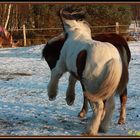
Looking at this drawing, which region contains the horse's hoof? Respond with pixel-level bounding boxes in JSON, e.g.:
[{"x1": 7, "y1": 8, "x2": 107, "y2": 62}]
[
  {"x1": 49, "y1": 96, "x2": 56, "y2": 101},
  {"x1": 99, "y1": 126, "x2": 108, "y2": 133},
  {"x1": 118, "y1": 118, "x2": 125, "y2": 124},
  {"x1": 78, "y1": 111, "x2": 86, "y2": 118},
  {"x1": 66, "y1": 97, "x2": 75, "y2": 106},
  {"x1": 81, "y1": 132, "x2": 98, "y2": 136},
  {"x1": 66, "y1": 100, "x2": 74, "y2": 106}
]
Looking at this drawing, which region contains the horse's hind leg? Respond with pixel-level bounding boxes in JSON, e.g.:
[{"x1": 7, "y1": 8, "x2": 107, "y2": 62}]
[
  {"x1": 78, "y1": 97, "x2": 88, "y2": 118},
  {"x1": 66, "y1": 74, "x2": 89, "y2": 117},
  {"x1": 86, "y1": 100, "x2": 104, "y2": 135},
  {"x1": 99, "y1": 95, "x2": 115, "y2": 133},
  {"x1": 118, "y1": 88, "x2": 127, "y2": 124}
]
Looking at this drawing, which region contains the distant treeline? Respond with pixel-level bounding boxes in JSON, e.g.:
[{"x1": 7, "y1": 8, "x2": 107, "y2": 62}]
[
  {"x1": 1, "y1": 4, "x2": 139, "y2": 29},
  {"x1": 0, "y1": 3, "x2": 140, "y2": 45}
]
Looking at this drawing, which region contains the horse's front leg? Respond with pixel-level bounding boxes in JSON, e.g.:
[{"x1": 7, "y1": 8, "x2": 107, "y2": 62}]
[
  {"x1": 118, "y1": 88, "x2": 127, "y2": 124},
  {"x1": 66, "y1": 74, "x2": 77, "y2": 106},
  {"x1": 47, "y1": 62, "x2": 66, "y2": 101}
]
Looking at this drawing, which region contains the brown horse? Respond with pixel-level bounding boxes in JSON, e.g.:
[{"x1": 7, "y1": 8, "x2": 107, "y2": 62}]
[
  {"x1": 42, "y1": 32, "x2": 131, "y2": 126},
  {"x1": 0, "y1": 26, "x2": 18, "y2": 48}
]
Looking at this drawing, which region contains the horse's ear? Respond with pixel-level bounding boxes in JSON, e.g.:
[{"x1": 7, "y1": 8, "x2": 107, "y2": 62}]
[{"x1": 60, "y1": 6, "x2": 85, "y2": 21}]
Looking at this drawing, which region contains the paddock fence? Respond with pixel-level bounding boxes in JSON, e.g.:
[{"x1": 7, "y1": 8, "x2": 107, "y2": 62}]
[{"x1": 8, "y1": 22, "x2": 140, "y2": 47}]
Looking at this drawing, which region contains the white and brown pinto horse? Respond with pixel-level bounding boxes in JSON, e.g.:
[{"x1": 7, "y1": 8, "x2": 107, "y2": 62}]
[
  {"x1": 45, "y1": 8, "x2": 130, "y2": 135},
  {"x1": 42, "y1": 32, "x2": 131, "y2": 126}
]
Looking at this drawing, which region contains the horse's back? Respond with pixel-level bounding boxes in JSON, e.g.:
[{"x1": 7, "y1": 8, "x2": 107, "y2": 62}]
[{"x1": 93, "y1": 33, "x2": 131, "y2": 63}]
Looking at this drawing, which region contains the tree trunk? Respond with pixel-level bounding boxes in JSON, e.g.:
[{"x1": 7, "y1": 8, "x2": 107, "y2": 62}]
[
  {"x1": 15, "y1": 5, "x2": 18, "y2": 29},
  {"x1": 2, "y1": 4, "x2": 8, "y2": 26},
  {"x1": 4, "y1": 4, "x2": 12, "y2": 29}
]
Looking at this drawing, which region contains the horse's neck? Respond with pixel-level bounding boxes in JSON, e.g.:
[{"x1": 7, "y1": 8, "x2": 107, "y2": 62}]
[
  {"x1": 48, "y1": 32, "x2": 65, "y2": 44},
  {"x1": 64, "y1": 20, "x2": 92, "y2": 41},
  {"x1": 68, "y1": 29, "x2": 92, "y2": 41}
]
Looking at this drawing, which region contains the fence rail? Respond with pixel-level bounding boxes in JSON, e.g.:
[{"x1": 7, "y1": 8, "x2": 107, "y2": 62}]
[{"x1": 7, "y1": 22, "x2": 140, "y2": 47}]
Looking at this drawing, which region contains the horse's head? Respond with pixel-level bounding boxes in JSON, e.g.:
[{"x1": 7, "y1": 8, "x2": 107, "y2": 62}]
[{"x1": 59, "y1": 7, "x2": 91, "y2": 36}]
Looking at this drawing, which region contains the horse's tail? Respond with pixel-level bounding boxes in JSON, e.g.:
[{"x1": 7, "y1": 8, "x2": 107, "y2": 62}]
[{"x1": 84, "y1": 58, "x2": 122, "y2": 102}]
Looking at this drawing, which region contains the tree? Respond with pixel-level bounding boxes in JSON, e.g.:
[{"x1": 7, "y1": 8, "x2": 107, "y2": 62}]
[
  {"x1": 0, "y1": 3, "x2": 134, "y2": 46},
  {"x1": 131, "y1": 5, "x2": 140, "y2": 27},
  {"x1": 4, "y1": 4, "x2": 12, "y2": 29},
  {"x1": 85, "y1": 5, "x2": 132, "y2": 33},
  {"x1": 85, "y1": 5, "x2": 132, "y2": 25}
]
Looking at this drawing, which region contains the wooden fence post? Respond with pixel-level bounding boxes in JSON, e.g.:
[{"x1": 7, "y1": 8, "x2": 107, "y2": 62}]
[
  {"x1": 23, "y1": 24, "x2": 27, "y2": 46},
  {"x1": 134, "y1": 22, "x2": 137, "y2": 33},
  {"x1": 116, "y1": 22, "x2": 119, "y2": 34}
]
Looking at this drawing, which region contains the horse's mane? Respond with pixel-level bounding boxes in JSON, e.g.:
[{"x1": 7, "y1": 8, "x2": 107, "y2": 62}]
[
  {"x1": 60, "y1": 6, "x2": 85, "y2": 21},
  {"x1": 59, "y1": 7, "x2": 92, "y2": 40}
]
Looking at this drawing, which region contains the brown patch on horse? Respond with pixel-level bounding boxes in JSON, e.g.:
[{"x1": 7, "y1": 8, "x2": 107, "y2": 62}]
[
  {"x1": 42, "y1": 34, "x2": 67, "y2": 70},
  {"x1": 76, "y1": 50, "x2": 87, "y2": 80},
  {"x1": 76, "y1": 50, "x2": 87, "y2": 91},
  {"x1": 69, "y1": 50, "x2": 87, "y2": 80}
]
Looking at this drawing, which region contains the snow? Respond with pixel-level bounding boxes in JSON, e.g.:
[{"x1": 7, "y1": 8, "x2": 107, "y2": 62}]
[{"x1": 0, "y1": 41, "x2": 140, "y2": 136}]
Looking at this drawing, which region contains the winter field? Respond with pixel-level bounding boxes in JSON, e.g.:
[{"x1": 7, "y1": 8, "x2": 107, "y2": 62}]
[{"x1": 0, "y1": 41, "x2": 140, "y2": 137}]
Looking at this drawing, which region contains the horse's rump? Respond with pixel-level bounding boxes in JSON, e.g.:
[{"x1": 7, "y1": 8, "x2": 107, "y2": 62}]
[
  {"x1": 93, "y1": 33, "x2": 131, "y2": 94},
  {"x1": 84, "y1": 58, "x2": 122, "y2": 101}
]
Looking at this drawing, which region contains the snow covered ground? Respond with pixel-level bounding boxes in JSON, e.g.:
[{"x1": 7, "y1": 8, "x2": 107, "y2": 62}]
[{"x1": 0, "y1": 41, "x2": 140, "y2": 137}]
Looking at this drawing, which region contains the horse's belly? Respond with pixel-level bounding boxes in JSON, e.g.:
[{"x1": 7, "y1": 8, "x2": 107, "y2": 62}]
[{"x1": 82, "y1": 64, "x2": 105, "y2": 93}]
